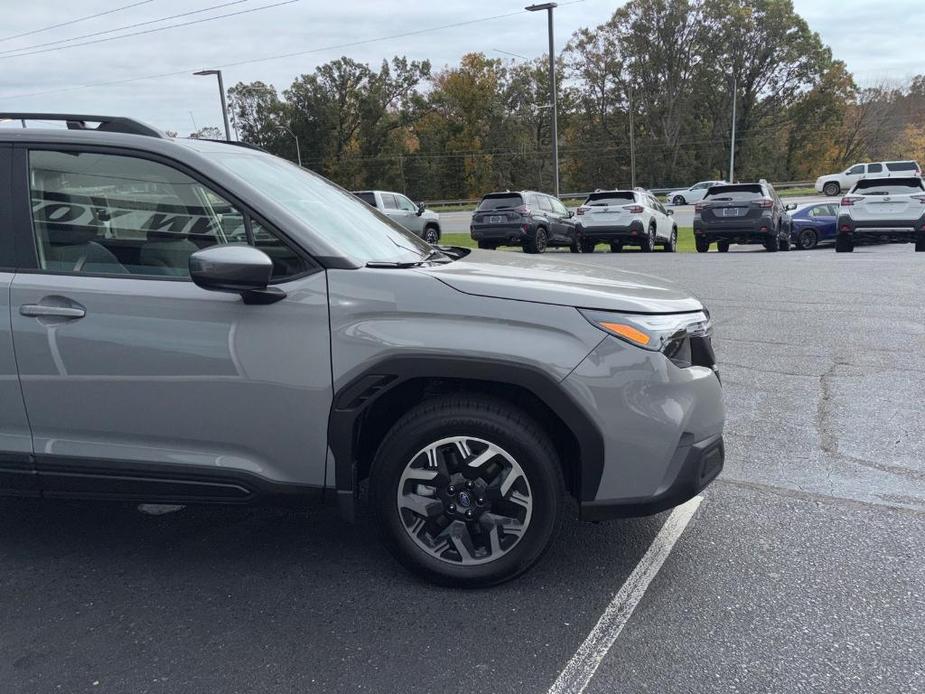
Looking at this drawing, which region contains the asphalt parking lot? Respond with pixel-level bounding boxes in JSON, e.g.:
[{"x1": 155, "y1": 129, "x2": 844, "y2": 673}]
[{"x1": 1, "y1": 243, "x2": 923, "y2": 693}]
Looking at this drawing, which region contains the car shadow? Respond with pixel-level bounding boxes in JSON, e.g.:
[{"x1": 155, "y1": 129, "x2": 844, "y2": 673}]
[{"x1": 0, "y1": 496, "x2": 666, "y2": 693}]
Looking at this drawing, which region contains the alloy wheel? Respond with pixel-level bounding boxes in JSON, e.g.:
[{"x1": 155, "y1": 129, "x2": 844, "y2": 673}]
[
  {"x1": 424, "y1": 228, "x2": 439, "y2": 244},
  {"x1": 396, "y1": 436, "x2": 533, "y2": 566}
]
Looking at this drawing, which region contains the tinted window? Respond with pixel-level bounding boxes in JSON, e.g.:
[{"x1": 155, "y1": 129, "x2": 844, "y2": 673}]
[
  {"x1": 396, "y1": 195, "x2": 417, "y2": 212},
  {"x1": 585, "y1": 192, "x2": 634, "y2": 205},
  {"x1": 478, "y1": 194, "x2": 524, "y2": 211},
  {"x1": 353, "y1": 191, "x2": 377, "y2": 207},
  {"x1": 868, "y1": 163, "x2": 884, "y2": 173},
  {"x1": 703, "y1": 184, "x2": 764, "y2": 201},
  {"x1": 847, "y1": 165, "x2": 865, "y2": 175},
  {"x1": 28, "y1": 149, "x2": 308, "y2": 280},
  {"x1": 539, "y1": 196, "x2": 553, "y2": 212},
  {"x1": 886, "y1": 161, "x2": 918, "y2": 172},
  {"x1": 381, "y1": 193, "x2": 398, "y2": 210},
  {"x1": 550, "y1": 197, "x2": 568, "y2": 215},
  {"x1": 853, "y1": 178, "x2": 925, "y2": 194}
]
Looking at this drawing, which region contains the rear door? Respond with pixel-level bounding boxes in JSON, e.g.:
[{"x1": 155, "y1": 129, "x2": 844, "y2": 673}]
[
  {"x1": 9, "y1": 145, "x2": 332, "y2": 500},
  {"x1": 548, "y1": 196, "x2": 573, "y2": 241},
  {"x1": 865, "y1": 163, "x2": 888, "y2": 180},
  {"x1": 0, "y1": 143, "x2": 36, "y2": 495},
  {"x1": 648, "y1": 195, "x2": 671, "y2": 240},
  {"x1": 843, "y1": 164, "x2": 866, "y2": 189}
]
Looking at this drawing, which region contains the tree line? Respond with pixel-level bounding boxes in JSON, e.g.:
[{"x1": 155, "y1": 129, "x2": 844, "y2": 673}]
[{"x1": 200, "y1": 0, "x2": 924, "y2": 200}]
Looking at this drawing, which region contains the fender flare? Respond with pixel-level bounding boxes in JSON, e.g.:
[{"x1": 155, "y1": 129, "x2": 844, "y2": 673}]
[{"x1": 327, "y1": 354, "x2": 605, "y2": 520}]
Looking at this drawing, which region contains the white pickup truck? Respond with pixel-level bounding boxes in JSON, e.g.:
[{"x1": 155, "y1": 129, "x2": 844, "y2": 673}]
[{"x1": 815, "y1": 160, "x2": 922, "y2": 197}]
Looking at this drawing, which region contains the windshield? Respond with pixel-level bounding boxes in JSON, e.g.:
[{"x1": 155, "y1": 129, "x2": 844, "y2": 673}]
[
  {"x1": 212, "y1": 152, "x2": 430, "y2": 263},
  {"x1": 704, "y1": 185, "x2": 764, "y2": 201},
  {"x1": 478, "y1": 194, "x2": 524, "y2": 211},
  {"x1": 585, "y1": 192, "x2": 635, "y2": 205}
]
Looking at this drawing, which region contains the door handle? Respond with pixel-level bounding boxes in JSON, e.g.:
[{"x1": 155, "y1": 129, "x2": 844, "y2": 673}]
[{"x1": 20, "y1": 304, "x2": 86, "y2": 319}]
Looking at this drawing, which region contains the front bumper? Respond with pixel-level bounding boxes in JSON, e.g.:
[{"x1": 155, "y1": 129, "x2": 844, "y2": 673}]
[
  {"x1": 579, "y1": 220, "x2": 644, "y2": 241},
  {"x1": 562, "y1": 335, "x2": 725, "y2": 520}
]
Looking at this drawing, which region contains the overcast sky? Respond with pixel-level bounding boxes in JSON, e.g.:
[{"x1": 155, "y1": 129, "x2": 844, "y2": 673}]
[{"x1": 1, "y1": 0, "x2": 922, "y2": 135}]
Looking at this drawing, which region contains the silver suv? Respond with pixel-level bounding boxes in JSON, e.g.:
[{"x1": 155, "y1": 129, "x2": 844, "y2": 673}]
[
  {"x1": 352, "y1": 190, "x2": 441, "y2": 244},
  {"x1": 0, "y1": 114, "x2": 725, "y2": 587}
]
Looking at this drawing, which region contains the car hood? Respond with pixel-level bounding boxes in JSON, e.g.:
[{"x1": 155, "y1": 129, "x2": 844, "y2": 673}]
[{"x1": 419, "y1": 250, "x2": 703, "y2": 314}]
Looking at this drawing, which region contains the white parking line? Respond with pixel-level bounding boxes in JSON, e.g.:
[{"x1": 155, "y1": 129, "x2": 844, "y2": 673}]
[{"x1": 547, "y1": 496, "x2": 704, "y2": 694}]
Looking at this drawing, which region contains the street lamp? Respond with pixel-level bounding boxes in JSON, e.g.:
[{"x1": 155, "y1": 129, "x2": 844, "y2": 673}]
[
  {"x1": 277, "y1": 123, "x2": 302, "y2": 167},
  {"x1": 729, "y1": 75, "x2": 737, "y2": 183},
  {"x1": 525, "y1": 2, "x2": 559, "y2": 197},
  {"x1": 193, "y1": 69, "x2": 231, "y2": 141}
]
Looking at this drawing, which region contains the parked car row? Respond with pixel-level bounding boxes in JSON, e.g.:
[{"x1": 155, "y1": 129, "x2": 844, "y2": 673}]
[{"x1": 468, "y1": 188, "x2": 678, "y2": 254}]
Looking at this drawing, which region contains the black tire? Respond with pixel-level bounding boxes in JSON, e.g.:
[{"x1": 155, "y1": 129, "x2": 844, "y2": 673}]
[
  {"x1": 778, "y1": 232, "x2": 791, "y2": 251},
  {"x1": 764, "y1": 235, "x2": 778, "y2": 252},
  {"x1": 796, "y1": 228, "x2": 817, "y2": 250},
  {"x1": 610, "y1": 242, "x2": 623, "y2": 253},
  {"x1": 916, "y1": 233, "x2": 925, "y2": 252},
  {"x1": 569, "y1": 236, "x2": 581, "y2": 253},
  {"x1": 823, "y1": 181, "x2": 841, "y2": 197},
  {"x1": 717, "y1": 240, "x2": 730, "y2": 253},
  {"x1": 370, "y1": 395, "x2": 564, "y2": 588},
  {"x1": 580, "y1": 239, "x2": 596, "y2": 253},
  {"x1": 523, "y1": 227, "x2": 548, "y2": 254},
  {"x1": 423, "y1": 226, "x2": 440, "y2": 245},
  {"x1": 641, "y1": 225, "x2": 656, "y2": 252},
  {"x1": 663, "y1": 227, "x2": 678, "y2": 252},
  {"x1": 477, "y1": 241, "x2": 497, "y2": 250},
  {"x1": 695, "y1": 237, "x2": 710, "y2": 253},
  {"x1": 835, "y1": 235, "x2": 854, "y2": 253},
  {"x1": 672, "y1": 195, "x2": 686, "y2": 206}
]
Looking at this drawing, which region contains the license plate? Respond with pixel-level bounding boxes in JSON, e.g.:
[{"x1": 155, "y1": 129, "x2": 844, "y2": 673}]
[
  {"x1": 720, "y1": 207, "x2": 742, "y2": 217},
  {"x1": 872, "y1": 204, "x2": 901, "y2": 213},
  {"x1": 489, "y1": 215, "x2": 503, "y2": 223}
]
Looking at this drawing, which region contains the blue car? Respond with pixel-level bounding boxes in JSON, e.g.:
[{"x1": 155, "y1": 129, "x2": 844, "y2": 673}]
[{"x1": 789, "y1": 202, "x2": 838, "y2": 249}]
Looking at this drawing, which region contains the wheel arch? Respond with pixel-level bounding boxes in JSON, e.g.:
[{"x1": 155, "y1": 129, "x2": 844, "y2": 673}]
[{"x1": 328, "y1": 355, "x2": 604, "y2": 521}]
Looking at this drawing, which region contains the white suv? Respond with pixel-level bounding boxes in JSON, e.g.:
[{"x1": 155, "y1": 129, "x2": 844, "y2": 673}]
[
  {"x1": 577, "y1": 189, "x2": 678, "y2": 253},
  {"x1": 815, "y1": 161, "x2": 922, "y2": 197},
  {"x1": 835, "y1": 177, "x2": 925, "y2": 252}
]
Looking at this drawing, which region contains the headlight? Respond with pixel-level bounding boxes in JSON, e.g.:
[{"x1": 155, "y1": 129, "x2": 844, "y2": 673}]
[{"x1": 578, "y1": 309, "x2": 714, "y2": 369}]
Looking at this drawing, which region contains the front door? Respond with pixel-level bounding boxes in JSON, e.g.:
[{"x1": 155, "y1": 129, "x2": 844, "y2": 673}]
[{"x1": 9, "y1": 146, "x2": 332, "y2": 501}]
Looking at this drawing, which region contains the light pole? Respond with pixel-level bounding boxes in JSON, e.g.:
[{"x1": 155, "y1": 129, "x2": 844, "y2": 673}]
[
  {"x1": 194, "y1": 69, "x2": 231, "y2": 141},
  {"x1": 526, "y1": 2, "x2": 559, "y2": 197},
  {"x1": 628, "y1": 84, "x2": 636, "y2": 189},
  {"x1": 729, "y1": 75, "x2": 737, "y2": 182},
  {"x1": 277, "y1": 123, "x2": 301, "y2": 167}
]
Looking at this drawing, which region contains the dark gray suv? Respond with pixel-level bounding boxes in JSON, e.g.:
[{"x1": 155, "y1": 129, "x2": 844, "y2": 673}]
[
  {"x1": 470, "y1": 190, "x2": 579, "y2": 253},
  {"x1": 0, "y1": 114, "x2": 725, "y2": 586},
  {"x1": 693, "y1": 181, "x2": 794, "y2": 253}
]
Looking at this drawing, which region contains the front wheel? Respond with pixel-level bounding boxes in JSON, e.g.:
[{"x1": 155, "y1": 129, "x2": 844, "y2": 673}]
[
  {"x1": 672, "y1": 195, "x2": 686, "y2": 206},
  {"x1": 779, "y1": 232, "x2": 791, "y2": 251},
  {"x1": 823, "y1": 181, "x2": 840, "y2": 197},
  {"x1": 423, "y1": 226, "x2": 440, "y2": 245},
  {"x1": 370, "y1": 395, "x2": 564, "y2": 587},
  {"x1": 523, "y1": 228, "x2": 548, "y2": 254},
  {"x1": 641, "y1": 225, "x2": 656, "y2": 252},
  {"x1": 663, "y1": 227, "x2": 678, "y2": 252}
]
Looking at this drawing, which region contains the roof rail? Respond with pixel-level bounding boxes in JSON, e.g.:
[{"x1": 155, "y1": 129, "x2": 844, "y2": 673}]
[
  {"x1": 192, "y1": 138, "x2": 268, "y2": 152},
  {"x1": 0, "y1": 113, "x2": 165, "y2": 138}
]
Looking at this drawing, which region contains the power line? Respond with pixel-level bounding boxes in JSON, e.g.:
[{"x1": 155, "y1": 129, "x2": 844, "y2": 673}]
[
  {"x1": 0, "y1": 0, "x2": 298, "y2": 61},
  {"x1": 0, "y1": 0, "x2": 156, "y2": 43},
  {"x1": 1, "y1": 0, "x2": 586, "y2": 99},
  {"x1": 0, "y1": 0, "x2": 250, "y2": 57}
]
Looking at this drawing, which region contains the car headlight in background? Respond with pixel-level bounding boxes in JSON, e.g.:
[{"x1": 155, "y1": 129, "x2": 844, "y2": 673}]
[{"x1": 579, "y1": 309, "x2": 715, "y2": 369}]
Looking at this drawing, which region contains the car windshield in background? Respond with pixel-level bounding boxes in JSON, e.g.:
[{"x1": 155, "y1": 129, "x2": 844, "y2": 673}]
[
  {"x1": 478, "y1": 194, "x2": 524, "y2": 211},
  {"x1": 704, "y1": 185, "x2": 764, "y2": 201},
  {"x1": 885, "y1": 161, "x2": 918, "y2": 172},
  {"x1": 586, "y1": 192, "x2": 635, "y2": 205},
  {"x1": 211, "y1": 152, "x2": 431, "y2": 264},
  {"x1": 854, "y1": 178, "x2": 925, "y2": 194},
  {"x1": 353, "y1": 191, "x2": 376, "y2": 206}
]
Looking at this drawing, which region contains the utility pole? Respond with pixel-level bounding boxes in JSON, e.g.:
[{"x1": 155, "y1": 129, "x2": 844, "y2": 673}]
[
  {"x1": 526, "y1": 3, "x2": 559, "y2": 197},
  {"x1": 628, "y1": 85, "x2": 636, "y2": 189},
  {"x1": 729, "y1": 75, "x2": 737, "y2": 182},
  {"x1": 194, "y1": 69, "x2": 232, "y2": 141}
]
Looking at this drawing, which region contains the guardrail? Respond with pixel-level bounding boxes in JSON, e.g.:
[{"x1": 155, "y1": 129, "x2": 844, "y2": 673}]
[{"x1": 423, "y1": 181, "x2": 815, "y2": 207}]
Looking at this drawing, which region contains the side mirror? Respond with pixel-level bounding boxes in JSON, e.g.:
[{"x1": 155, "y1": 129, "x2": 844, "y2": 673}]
[
  {"x1": 567, "y1": 209, "x2": 575, "y2": 218},
  {"x1": 785, "y1": 202, "x2": 798, "y2": 211},
  {"x1": 667, "y1": 209, "x2": 674, "y2": 216},
  {"x1": 416, "y1": 202, "x2": 425, "y2": 216},
  {"x1": 189, "y1": 245, "x2": 285, "y2": 305}
]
